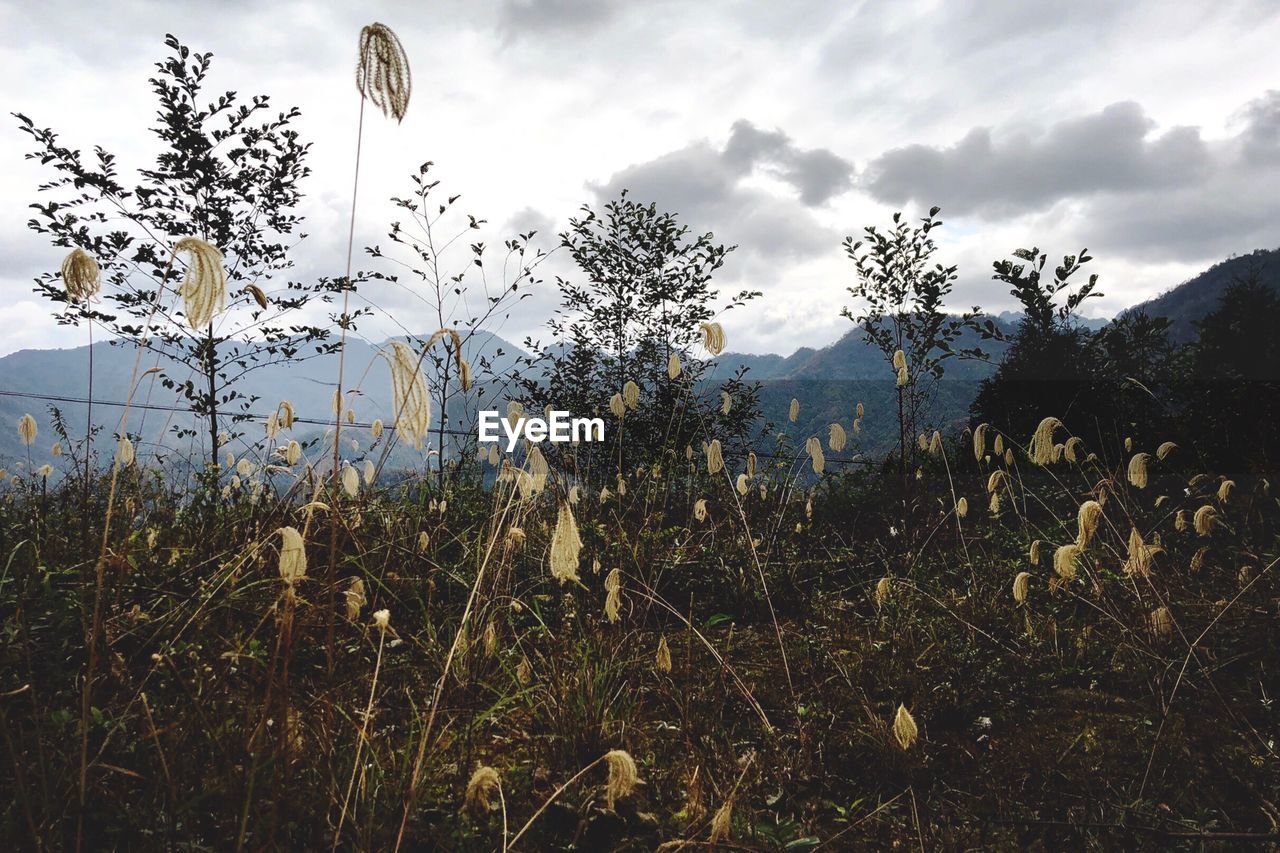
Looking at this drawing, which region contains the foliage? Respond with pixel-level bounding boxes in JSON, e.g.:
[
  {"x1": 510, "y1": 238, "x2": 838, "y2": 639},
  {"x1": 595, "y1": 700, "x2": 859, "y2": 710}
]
[{"x1": 15, "y1": 35, "x2": 340, "y2": 463}]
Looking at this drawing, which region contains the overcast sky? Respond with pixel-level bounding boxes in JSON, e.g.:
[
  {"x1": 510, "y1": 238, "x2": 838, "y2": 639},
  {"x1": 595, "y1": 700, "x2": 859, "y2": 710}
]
[{"x1": 2, "y1": 0, "x2": 1278, "y2": 357}]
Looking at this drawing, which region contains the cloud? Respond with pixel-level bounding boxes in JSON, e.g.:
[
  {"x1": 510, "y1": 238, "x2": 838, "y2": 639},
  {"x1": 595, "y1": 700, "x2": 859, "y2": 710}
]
[
  {"x1": 497, "y1": 0, "x2": 623, "y2": 37},
  {"x1": 861, "y1": 102, "x2": 1211, "y2": 217},
  {"x1": 1236, "y1": 90, "x2": 1280, "y2": 165},
  {"x1": 589, "y1": 121, "x2": 853, "y2": 261}
]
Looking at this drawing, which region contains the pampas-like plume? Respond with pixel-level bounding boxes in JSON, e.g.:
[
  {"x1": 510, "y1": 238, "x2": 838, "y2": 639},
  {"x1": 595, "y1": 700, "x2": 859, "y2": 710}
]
[
  {"x1": 1127, "y1": 452, "x2": 1151, "y2": 489},
  {"x1": 917, "y1": 433, "x2": 929, "y2": 452},
  {"x1": 604, "y1": 749, "x2": 639, "y2": 808},
  {"x1": 700, "y1": 321, "x2": 726, "y2": 355},
  {"x1": 17, "y1": 414, "x2": 36, "y2": 447},
  {"x1": 735, "y1": 473, "x2": 749, "y2": 495},
  {"x1": 1217, "y1": 479, "x2": 1235, "y2": 503},
  {"x1": 874, "y1": 576, "x2": 891, "y2": 607},
  {"x1": 956, "y1": 497, "x2": 968, "y2": 518},
  {"x1": 1076, "y1": 500, "x2": 1103, "y2": 548},
  {"x1": 1193, "y1": 504, "x2": 1220, "y2": 536},
  {"x1": 896, "y1": 365, "x2": 909, "y2": 387},
  {"x1": 116, "y1": 436, "x2": 135, "y2": 467},
  {"x1": 928, "y1": 430, "x2": 943, "y2": 457},
  {"x1": 829, "y1": 423, "x2": 847, "y2": 452},
  {"x1": 362, "y1": 459, "x2": 376, "y2": 486},
  {"x1": 356, "y1": 23, "x2": 412, "y2": 122},
  {"x1": 549, "y1": 501, "x2": 583, "y2": 584},
  {"x1": 789, "y1": 398, "x2": 799, "y2": 423},
  {"x1": 853, "y1": 418, "x2": 862, "y2": 436},
  {"x1": 1030, "y1": 539, "x2": 1043, "y2": 566},
  {"x1": 986, "y1": 469, "x2": 1008, "y2": 495},
  {"x1": 174, "y1": 237, "x2": 227, "y2": 329},
  {"x1": 622, "y1": 380, "x2": 640, "y2": 410},
  {"x1": 278, "y1": 400, "x2": 295, "y2": 429},
  {"x1": 1053, "y1": 543, "x2": 1081, "y2": 580},
  {"x1": 805, "y1": 436, "x2": 825, "y2": 474},
  {"x1": 746, "y1": 451, "x2": 757, "y2": 478},
  {"x1": 1175, "y1": 509, "x2": 1189, "y2": 531},
  {"x1": 1124, "y1": 527, "x2": 1162, "y2": 577},
  {"x1": 892, "y1": 349, "x2": 906, "y2": 371},
  {"x1": 609, "y1": 393, "x2": 625, "y2": 419},
  {"x1": 372, "y1": 609, "x2": 390, "y2": 631},
  {"x1": 1013, "y1": 571, "x2": 1030, "y2": 604},
  {"x1": 462, "y1": 766, "x2": 500, "y2": 819},
  {"x1": 285, "y1": 440, "x2": 301, "y2": 465},
  {"x1": 345, "y1": 577, "x2": 366, "y2": 620},
  {"x1": 277, "y1": 526, "x2": 307, "y2": 585},
  {"x1": 37, "y1": 464, "x2": 52, "y2": 478},
  {"x1": 705, "y1": 439, "x2": 724, "y2": 475},
  {"x1": 416, "y1": 531, "x2": 430, "y2": 553},
  {"x1": 1029, "y1": 416, "x2": 1063, "y2": 465},
  {"x1": 604, "y1": 567, "x2": 622, "y2": 622},
  {"x1": 710, "y1": 799, "x2": 734, "y2": 843},
  {"x1": 994, "y1": 434, "x2": 1004, "y2": 455},
  {"x1": 893, "y1": 704, "x2": 918, "y2": 750},
  {"x1": 1156, "y1": 441, "x2": 1177, "y2": 461},
  {"x1": 1063, "y1": 436, "x2": 1084, "y2": 463},
  {"x1": 341, "y1": 465, "x2": 359, "y2": 497},
  {"x1": 693, "y1": 498, "x2": 708, "y2": 522},
  {"x1": 720, "y1": 390, "x2": 732, "y2": 415},
  {"x1": 667, "y1": 352, "x2": 682, "y2": 379},
  {"x1": 655, "y1": 636, "x2": 672, "y2": 673},
  {"x1": 371, "y1": 419, "x2": 384, "y2": 439},
  {"x1": 51, "y1": 442, "x2": 62, "y2": 457},
  {"x1": 527, "y1": 445, "x2": 549, "y2": 495},
  {"x1": 61, "y1": 248, "x2": 100, "y2": 302},
  {"x1": 1150, "y1": 606, "x2": 1173, "y2": 638},
  {"x1": 973, "y1": 423, "x2": 989, "y2": 460},
  {"x1": 385, "y1": 341, "x2": 431, "y2": 447}
]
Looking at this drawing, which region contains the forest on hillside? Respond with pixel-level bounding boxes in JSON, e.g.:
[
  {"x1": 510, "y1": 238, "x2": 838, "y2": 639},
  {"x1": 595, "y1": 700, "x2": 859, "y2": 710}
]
[{"x1": 2, "y1": 27, "x2": 1278, "y2": 851}]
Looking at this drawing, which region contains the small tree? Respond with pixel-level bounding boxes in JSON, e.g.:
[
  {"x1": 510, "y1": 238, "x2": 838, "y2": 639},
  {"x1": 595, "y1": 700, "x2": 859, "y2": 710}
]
[
  {"x1": 842, "y1": 208, "x2": 992, "y2": 484},
  {"x1": 366, "y1": 161, "x2": 547, "y2": 484},
  {"x1": 519, "y1": 192, "x2": 759, "y2": 479},
  {"x1": 971, "y1": 247, "x2": 1104, "y2": 441},
  {"x1": 16, "y1": 35, "x2": 338, "y2": 468}
]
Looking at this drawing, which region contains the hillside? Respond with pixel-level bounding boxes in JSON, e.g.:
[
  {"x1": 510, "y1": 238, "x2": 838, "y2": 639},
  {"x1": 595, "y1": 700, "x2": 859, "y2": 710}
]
[{"x1": 1123, "y1": 248, "x2": 1280, "y2": 343}]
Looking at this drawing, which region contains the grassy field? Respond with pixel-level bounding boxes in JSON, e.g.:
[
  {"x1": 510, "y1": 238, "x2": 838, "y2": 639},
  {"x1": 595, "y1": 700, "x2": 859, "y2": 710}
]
[{"x1": 1, "y1": 413, "x2": 1276, "y2": 849}]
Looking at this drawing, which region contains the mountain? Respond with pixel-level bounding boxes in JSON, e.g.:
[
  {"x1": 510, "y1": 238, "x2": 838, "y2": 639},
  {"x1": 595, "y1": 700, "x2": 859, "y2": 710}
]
[
  {"x1": 1122, "y1": 248, "x2": 1280, "y2": 343},
  {"x1": 0, "y1": 330, "x2": 526, "y2": 467}
]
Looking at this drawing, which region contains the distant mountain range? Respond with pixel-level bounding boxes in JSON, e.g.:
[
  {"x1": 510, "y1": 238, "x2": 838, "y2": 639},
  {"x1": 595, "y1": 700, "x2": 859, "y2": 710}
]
[{"x1": 3, "y1": 248, "x2": 1276, "y2": 468}]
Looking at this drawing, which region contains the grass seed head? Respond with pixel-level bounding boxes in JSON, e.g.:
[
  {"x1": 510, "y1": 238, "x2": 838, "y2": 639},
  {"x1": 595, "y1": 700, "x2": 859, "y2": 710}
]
[
  {"x1": 356, "y1": 23, "x2": 412, "y2": 122},
  {"x1": 462, "y1": 766, "x2": 501, "y2": 818},
  {"x1": 604, "y1": 749, "x2": 639, "y2": 808},
  {"x1": 174, "y1": 237, "x2": 227, "y2": 329},
  {"x1": 18, "y1": 414, "x2": 37, "y2": 447},
  {"x1": 893, "y1": 704, "x2": 918, "y2": 749},
  {"x1": 61, "y1": 248, "x2": 101, "y2": 302}
]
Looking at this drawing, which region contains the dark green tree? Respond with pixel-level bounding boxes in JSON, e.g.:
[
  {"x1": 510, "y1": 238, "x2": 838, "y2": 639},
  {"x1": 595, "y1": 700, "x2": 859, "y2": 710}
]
[
  {"x1": 518, "y1": 192, "x2": 760, "y2": 480},
  {"x1": 16, "y1": 35, "x2": 341, "y2": 467}
]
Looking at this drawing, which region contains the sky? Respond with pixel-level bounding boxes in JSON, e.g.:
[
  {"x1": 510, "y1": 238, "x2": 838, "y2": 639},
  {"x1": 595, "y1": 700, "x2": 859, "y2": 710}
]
[{"x1": 1, "y1": 0, "x2": 1278, "y2": 357}]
